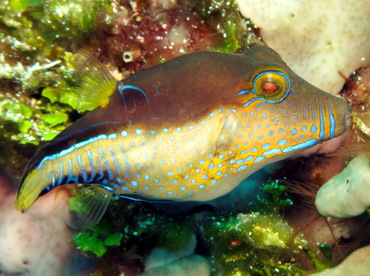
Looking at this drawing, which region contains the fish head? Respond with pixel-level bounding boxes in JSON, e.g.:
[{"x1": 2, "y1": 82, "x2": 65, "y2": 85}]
[{"x1": 225, "y1": 46, "x2": 352, "y2": 167}]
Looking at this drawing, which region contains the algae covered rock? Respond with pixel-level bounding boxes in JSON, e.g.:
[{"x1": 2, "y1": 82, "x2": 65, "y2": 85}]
[{"x1": 315, "y1": 154, "x2": 370, "y2": 217}]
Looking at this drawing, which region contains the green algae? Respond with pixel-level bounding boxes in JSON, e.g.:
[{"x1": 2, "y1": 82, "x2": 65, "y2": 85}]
[
  {"x1": 0, "y1": 54, "x2": 79, "y2": 145},
  {"x1": 67, "y1": 177, "x2": 309, "y2": 274},
  {"x1": 257, "y1": 179, "x2": 294, "y2": 212},
  {"x1": 200, "y1": 179, "x2": 332, "y2": 275},
  {"x1": 304, "y1": 243, "x2": 331, "y2": 272},
  {"x1": 192, "y1": 0, "x2": 259, "y2": 53},
  {"x1": 0, "y1": 51, "x2": 92, "y2": 145},
  {"x1": 0, "y1": 0, "x2": 111, "y2": 174},
  {"x1": 0, "y1": 93, "x2": 71, "y2": 144},
  {"x1": 70, "y1": 197, "x2": 194, "y2": 259},
  {"x1": 73, "y1": 222, "x2": 124, "y2": 257},
  {"x1": 0, "y1": 0, "x2": 110, "y2": 146},
  {"x1": 156, "y1": 218, "x2": 194, "y2": 252},
  {"x1": 204, "y1": 212, "x2": 307, "y2": 275},
  {"x1": 68, "y1": 178, "x2": 326, "y2": 274},
  {"x1": 2, "y1": 0, "x2": 106, "y2": 49}
]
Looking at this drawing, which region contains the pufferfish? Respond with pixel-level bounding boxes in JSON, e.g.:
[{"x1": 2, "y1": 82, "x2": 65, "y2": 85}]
[{"x1": 16, "y1": 46, "x2": 351, "y2": 226}]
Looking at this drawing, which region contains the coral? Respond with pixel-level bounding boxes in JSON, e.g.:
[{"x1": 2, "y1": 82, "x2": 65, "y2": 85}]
[
  {"x1": 144, "y1": 234, "x2": 197, "y2": 271},
  {"x1": 140, "y1": 254, "x2": 211, "y2": 276},
  {"x1": 93, "y1": 0, "x2": 253, "y2": 72},
  {"x1": 0, "y1": 170, "x2": 80, "y2": 275},
  {"x1": 236, "y1": 0, "x2": 370, "y2": 94},
  {"x1": 68, "y1": 178, "x2": 293, "y2": 272},
  {"x1": 313, "y1": 245, "x2": 370, "y2": 276},
  {"x1": 315, "y1": 153, "x2": 370, "y2": 218}
]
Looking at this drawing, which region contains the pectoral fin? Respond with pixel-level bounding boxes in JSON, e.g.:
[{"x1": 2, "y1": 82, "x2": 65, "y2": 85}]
[{"x1": 69, "y1": 185, "x2": 113, "y2": 229}]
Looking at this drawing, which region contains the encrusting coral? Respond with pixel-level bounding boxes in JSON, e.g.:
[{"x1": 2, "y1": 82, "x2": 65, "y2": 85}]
[
  {"x1": 315, "y1": 153, "x2": 370, "y2": 218},
  {"x1": 0, "y1": 168, "x2": 79, "y2": 275}
]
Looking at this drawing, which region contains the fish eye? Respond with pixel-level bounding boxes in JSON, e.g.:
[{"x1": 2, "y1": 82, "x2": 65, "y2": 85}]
[
  {"x1": 252, "y1": 70, "x2": 291, "y2": 101},
  {"x1": 262, "y1": 81, "x2": 279, "y2": 94}
]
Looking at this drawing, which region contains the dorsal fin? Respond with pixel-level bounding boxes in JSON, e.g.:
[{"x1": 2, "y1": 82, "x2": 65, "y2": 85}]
[{"x1": 71, "y1": 50, "x2": 117, "y2": 112}]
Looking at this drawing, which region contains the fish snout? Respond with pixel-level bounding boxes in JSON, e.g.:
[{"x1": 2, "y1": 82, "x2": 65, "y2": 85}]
[{"x1": 330, "y1": 96, "x2": 352, "y2": 137}]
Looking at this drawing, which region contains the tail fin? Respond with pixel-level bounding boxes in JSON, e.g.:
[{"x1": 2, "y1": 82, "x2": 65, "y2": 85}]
[{"x1": 16, "y1": 169, "x2": 49, "y2": 212}]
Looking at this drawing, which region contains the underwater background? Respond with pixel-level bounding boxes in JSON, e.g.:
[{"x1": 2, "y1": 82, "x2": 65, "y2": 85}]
[{"x1": 0, "y1": 0, "x2": 370, "y2": 275}]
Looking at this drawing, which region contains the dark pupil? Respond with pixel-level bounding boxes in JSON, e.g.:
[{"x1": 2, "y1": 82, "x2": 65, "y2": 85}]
[{"x1": 262, "y1": 81, "x2": 279, "y2": 94}]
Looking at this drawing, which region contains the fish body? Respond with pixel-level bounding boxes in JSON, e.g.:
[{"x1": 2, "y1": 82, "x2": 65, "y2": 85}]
[{"x1": 16, "y1": 46, "x2": 351, "y2": 215}]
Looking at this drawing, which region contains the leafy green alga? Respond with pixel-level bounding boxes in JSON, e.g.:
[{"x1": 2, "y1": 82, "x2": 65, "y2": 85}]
[{"x1": 73, "y1": 222, "x2": 124, "y2": 257}]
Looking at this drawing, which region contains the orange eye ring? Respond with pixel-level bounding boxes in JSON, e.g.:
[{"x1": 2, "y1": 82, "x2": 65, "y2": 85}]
[{"x1": 252, "y1": 70, "x2": 291, "y2": 101}]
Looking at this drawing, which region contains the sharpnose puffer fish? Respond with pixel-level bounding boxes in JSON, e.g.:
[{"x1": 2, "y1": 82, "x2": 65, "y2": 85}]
[{"x1": 16, "y1": 46, "x2": 351, "y2": 225}]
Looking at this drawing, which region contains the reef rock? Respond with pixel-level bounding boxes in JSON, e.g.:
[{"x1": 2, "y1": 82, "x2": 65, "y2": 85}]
[{"x1": 237, "y1": 0, "x2": 370, "y2": 94}]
